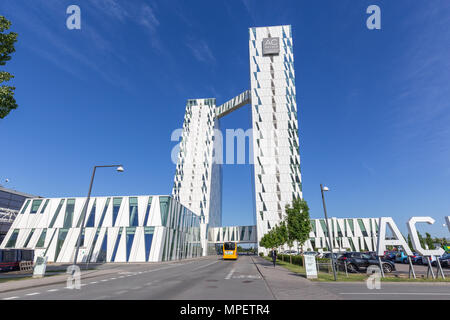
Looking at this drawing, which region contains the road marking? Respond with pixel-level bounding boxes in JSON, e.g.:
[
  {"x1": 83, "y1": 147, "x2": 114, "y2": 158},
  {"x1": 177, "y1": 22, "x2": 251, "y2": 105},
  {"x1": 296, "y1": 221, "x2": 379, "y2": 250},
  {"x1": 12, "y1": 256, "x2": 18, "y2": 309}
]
[
  {"x1": 109, "y1": 278, "x2": 116, "y2": 280},
  {"x1": 192, "y1": 260, "x2": 219, "y2": 271},
  {"x1": 340, "y1": 292, "x2": 450, "y2": 296},
  {"x1": 100, "y1": 279, "x2": 109, "y2": 282},
  {"x1": 116, "y1": 290, "x2": 128, "y2": 295},
  {"x1": 90, "y1": 281, "x2": 98, "y2": 284},
  {"x1": 225, "y1": 268, "x2": 235, "y2": 280},
  {"x1": 131, "y1": 286, "x2": 143, "y2": 290},
  {"x1": 47, "y1": 289, "x2": 59, "y2": 292},
  {"x1": 26, "y1": 292, "x2": 40, "y2": 296},
  {"x1": 3, "y1": 296, "x2": 19, "y2": 300}
]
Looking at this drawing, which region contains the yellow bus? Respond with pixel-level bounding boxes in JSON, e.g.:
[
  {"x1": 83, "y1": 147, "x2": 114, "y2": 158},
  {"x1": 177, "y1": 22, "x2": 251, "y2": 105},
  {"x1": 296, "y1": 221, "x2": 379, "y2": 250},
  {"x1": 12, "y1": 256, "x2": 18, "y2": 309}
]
[{"x1": 223, "y1": 242, "x2": 238, "y2": 260}]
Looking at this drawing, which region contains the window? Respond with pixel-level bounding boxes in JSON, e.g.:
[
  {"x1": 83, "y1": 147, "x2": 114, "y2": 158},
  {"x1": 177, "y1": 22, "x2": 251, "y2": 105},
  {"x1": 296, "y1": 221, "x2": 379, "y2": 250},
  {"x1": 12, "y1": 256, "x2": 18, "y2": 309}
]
[
  {"x1": 98, "y1": 198, "x2": 110, "y2": 227},
  {"x1": 30, "y1": 200, "x2": 43, "y2": 214},
  {"x1": 86, "y1": 228, "x2": 100, "y2": 263},
  {"x1": 111, "y1": 227, "x2": 123, "y2": 262},
  {"x1": 112, "y1": 197, "x2": 123, "y2": 226},
  {"x1": 23, "y1": 229, "x2": 35, "y2": 247},
  {"x1": 36, "y1": 229, "x2": 47, "y2": 247},
  {"x1": 144, "y1": 227, "x2": 154, "y2": 261},
  {"x1": 97, "y1": 230, "x2": 108, "y2": 263},
  {"x1": 129, "y1": 197, "x2": 139, "y2": 227},
  {"x1": 85, "y1": 199, "x2": 96, "y2": 227},
  {"x1": 5, "y1": 229, "x2": 19, "y2": 248},
  {"x1": 224, "y1": 242, "x2": 235, "y2": 250},
  {"x1": 49, "y1": 199, "x2": 65, "y2": 228},
  {"x1": 20, "y1": 200, "x2": 30, "y2": 214},
  {"x1": 126, "y1": 227, "x2": 136, "y2": 262},
  {"x1": 143, "y1": 197, "x2": 153, "y2": 226},
  {"x1": 63, "y1": 199, "x2": 75, "y2": 228},
  {"x1": 159, "y1": 196, "x2": 170, "y2": 227},
  {"x1": 55, "y1": 229, "x2": 69, "y2": 261},
  {"x1": 40, "y1": 199, "x2": 49, "y2": 214}
]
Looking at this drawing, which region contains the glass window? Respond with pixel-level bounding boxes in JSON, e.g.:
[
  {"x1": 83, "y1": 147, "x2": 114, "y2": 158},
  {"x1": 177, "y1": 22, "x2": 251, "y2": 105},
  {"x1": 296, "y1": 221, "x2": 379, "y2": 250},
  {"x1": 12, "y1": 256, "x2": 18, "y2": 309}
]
[
  {"x1": 112, "y1": 197, "x2": 123, "y2": 226},
  {"x1": 30, "y1": 200, "x2": 43, "y2": 214},
  {"x1": 55, "y1": 229, "x2": 69, "y2": 261},
  {"x1": 144, "y1": 227, "x2": 154, "y2": 261},
  {"x1": 5, "y1": 229, "x2": 19, "y2": 248},
  {"x1": 224, "y1": 242, "x2": 235, "y2": 250},
  {"x1": 111, "y1": 227, "x2": 123, "y2": 262},
  {"x1": 129, "y1": 197, "x2": 139, "y2": 227},
  {"x1": 20, "y1": 200, "x2": 30, "y2": 214},
  {"x1": 143, "y1": 197, "x2": 152, "y2": 226},
  {"x1": 40, "y1": 199, "x2": 49, "y2": 214},
  {"x1": 87, "y1": 228, "x2": 100, "y2": 263},
  {"x1": 126, "y1": 227, "x2": 136, "y2": 262},
  {"x1": 49, "y1": 199, "x2": 65, "y2": 228},
  {"x1": 63, "y1": 199, "x2": 75, "y2": 228},
  {"x1": 97, "y1": 230, "x2": 108, "y2": 263},
  {"x1": 85, "y1": 199, "x2": 96, "y2": 228},
  {"x1": 159, "y1": 196, "x2": 170, "y2": 227},
  {"x1": 23, "y1": 229, "x2": 35, "y2": 247},
  {"x1": 79, "y1": 229, "x2": 85, "y2": 247},
  {"x1": 36, "y1": 229, "x2": 47, "y2": 247},
  {"x1": 98, "y1": 198, "x2": 110, "y2": 227}
]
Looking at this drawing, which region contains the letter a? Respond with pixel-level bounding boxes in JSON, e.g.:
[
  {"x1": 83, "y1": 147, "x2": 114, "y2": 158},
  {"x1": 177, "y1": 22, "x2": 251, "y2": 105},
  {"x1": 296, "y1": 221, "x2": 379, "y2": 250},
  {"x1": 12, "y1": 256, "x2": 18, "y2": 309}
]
[
  {"x1": 366, "y1": 5, "x2": 381, "y2": 30},
  {"x1": 66, "y1": 5, "x2": 81, "y2": 30}
]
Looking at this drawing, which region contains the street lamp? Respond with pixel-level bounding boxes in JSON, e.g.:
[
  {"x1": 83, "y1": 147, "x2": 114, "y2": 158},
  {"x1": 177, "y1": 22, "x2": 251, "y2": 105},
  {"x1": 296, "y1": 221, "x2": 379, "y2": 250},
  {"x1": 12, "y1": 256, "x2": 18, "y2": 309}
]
[
  {"x1": 73, "y1": 165, "x2": 124, "y2": 266},
  {"x1": 320, "y1": 184, "x2": 337, "y2": 281}
]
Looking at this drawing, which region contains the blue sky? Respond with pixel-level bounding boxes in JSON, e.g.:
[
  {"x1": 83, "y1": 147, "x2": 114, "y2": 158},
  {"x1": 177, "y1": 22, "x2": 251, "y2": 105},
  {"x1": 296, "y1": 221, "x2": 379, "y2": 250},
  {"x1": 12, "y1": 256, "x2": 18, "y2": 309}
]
[{"x1": 1, "y1": 0, "x2": 449, "y2": 237}]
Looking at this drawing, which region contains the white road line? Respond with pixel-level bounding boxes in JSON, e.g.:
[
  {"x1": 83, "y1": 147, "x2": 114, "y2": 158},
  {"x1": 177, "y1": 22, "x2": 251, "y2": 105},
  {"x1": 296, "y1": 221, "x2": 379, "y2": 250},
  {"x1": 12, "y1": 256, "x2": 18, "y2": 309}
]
[
  {"x1": 340, "y1": 292, "x2": 450, "y2": 296},
  {"x1": 225, "y1": 268, "x2": 235, "y2": 280},
  {"x1": 90, "y1": 281, "x2": 98, "y2": 284},
  {"x1": 115, "y1": 290, "x2": 128, "y2": 295},
  {"x1": 192, "y1": 260, "x2": 219, "y2": 271},
  {"x1": 47, "y1": 289, "x2": 59, "y2": 292},
  {"x1": 26, "y1": 292, "x2": 40, "y2": 296},
  {"x1": 109, "y1": 278, "x2": 116, "y2": 280},
  {"x1": 3, "y1": 296, "x2": 19, "y2": 300},
  {"x1": 100, "y1": 279, "x2": 109, "y2": 282}
]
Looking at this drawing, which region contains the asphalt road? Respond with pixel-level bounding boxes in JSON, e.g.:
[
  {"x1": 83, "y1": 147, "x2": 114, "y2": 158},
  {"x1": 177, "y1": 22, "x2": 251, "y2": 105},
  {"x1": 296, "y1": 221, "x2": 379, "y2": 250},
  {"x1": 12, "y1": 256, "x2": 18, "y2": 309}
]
[
  {"x1": 0, "y1": 256, "x2": 273, "y2": 300},
  {"x1": 0, "y1": 256, "x2": 449, "y2": 300}
]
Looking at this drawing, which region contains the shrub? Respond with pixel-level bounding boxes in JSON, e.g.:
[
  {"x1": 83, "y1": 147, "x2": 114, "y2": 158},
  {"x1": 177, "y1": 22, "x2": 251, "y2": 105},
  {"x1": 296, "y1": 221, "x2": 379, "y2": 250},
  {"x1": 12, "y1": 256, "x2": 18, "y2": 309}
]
[{"x1": 259, "y1": 252, "x2": 264, "y2": 257}]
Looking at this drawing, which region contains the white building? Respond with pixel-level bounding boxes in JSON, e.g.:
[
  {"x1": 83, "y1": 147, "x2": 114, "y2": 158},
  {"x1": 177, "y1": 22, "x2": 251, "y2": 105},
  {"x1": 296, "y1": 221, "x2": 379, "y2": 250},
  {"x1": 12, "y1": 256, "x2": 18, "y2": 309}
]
[{"x1": 1, "y1": 196, "x2": 202, "y2": 263}]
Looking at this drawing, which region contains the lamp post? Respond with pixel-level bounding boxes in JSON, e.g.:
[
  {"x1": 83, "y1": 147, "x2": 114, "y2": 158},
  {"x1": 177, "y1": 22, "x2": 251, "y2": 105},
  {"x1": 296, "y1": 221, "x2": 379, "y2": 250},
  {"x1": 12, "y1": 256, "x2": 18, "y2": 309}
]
[
  {"x1": 320, "y1": 184, "x2": 337, "y2": 281},
  {"x1": 73, "y1": 165, "x2": 124, "y2": 266}
]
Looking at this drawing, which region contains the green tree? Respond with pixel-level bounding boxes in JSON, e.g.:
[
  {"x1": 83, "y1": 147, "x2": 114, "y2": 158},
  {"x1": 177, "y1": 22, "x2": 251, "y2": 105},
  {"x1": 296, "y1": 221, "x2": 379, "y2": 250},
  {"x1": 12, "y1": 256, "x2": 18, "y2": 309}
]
[
  {"x1": 0, "y1": 16, "x2": 18, "y2": 119},
  {"x1": 425, "y1": 233, "x2": 435, "y2": 250},
  {"x1": 285, "y1": 197, "x2": 312, "y2": 254},
  {"x1": 407, "y1": 233, "x2": 413, "y2": 250}
]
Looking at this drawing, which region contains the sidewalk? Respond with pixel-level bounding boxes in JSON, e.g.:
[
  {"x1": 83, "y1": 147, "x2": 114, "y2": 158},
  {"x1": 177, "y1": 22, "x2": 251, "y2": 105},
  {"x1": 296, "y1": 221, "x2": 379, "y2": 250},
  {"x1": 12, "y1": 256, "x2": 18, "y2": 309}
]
[
  {"x1": 251, "y1": 256, "x2": 341, "y2": 300},
  {"x1": 0, "y1": 268, "x2": 117, "y2": 294}
]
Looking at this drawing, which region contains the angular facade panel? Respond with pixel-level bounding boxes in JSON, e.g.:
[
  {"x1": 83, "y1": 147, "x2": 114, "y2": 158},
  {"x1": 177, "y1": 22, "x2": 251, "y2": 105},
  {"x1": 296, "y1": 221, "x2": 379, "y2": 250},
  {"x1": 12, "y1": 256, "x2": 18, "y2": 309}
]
[{"x1": 0, "y1": 196, "x2": 202, "y2": 263}]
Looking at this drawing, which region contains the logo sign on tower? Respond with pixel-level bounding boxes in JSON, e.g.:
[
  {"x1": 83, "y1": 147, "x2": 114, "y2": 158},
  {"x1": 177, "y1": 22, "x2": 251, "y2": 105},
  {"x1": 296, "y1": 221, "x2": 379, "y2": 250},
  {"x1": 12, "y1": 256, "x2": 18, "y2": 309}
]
[{"x1": 262, "y1": 37, "x2": 280, "y2": 55}]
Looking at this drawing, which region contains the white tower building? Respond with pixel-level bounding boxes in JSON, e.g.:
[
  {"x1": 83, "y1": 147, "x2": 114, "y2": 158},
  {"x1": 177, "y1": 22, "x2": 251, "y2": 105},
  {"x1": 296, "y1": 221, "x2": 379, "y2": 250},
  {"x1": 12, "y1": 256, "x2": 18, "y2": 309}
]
[{"x1": 249, "y1": 25, "x2": 302, "y2": 252}]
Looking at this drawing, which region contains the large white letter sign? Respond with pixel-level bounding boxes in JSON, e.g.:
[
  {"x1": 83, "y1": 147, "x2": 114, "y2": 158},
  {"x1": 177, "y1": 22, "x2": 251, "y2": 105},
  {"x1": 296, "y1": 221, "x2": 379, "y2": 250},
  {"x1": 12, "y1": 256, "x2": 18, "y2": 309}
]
[
  {"x1": 407, "y1": 217, "x2": 445, "y2": 256},
  {"x1": 377, "y1": 217, "x2": 413, "y2": 256}
]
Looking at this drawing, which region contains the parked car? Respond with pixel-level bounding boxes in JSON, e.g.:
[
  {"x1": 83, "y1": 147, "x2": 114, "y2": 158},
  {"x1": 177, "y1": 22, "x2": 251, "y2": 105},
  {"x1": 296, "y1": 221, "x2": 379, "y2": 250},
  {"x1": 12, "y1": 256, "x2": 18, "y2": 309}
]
[
  {"x1": 409, "y1": 253, "x2": 423, "y2": 264},
  {"x1": 383, "y1": 251, "x2": 397, "y2": 261},
  {"x1": 394, "y1": 251, "x2": 410, "y2": 264},
  {"x1": 337, "y1": 252, "x2": 396, "y2": 274},
  {"x1": 303, "y1": 251, "x2": 320, "y2": 257},
  {"x1": 322, "y1": 252, "x2": 342, "y2": 260},
  {"x1": 432, "y1": 253, "x2": 450, "y2": 267},
  {"x1": 421, "y1": 255, "x2": 437, "y2": 265},
  {"x1": 283, "y1": 250, "x2": 298, "y2": 255}
]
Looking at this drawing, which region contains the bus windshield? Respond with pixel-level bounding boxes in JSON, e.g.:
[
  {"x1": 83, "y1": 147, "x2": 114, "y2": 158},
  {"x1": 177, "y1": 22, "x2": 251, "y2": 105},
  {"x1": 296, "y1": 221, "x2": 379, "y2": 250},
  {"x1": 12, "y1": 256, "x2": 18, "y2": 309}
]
[{"x1": 224, "y1": 242, "x2": 235, "y2": 250}]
